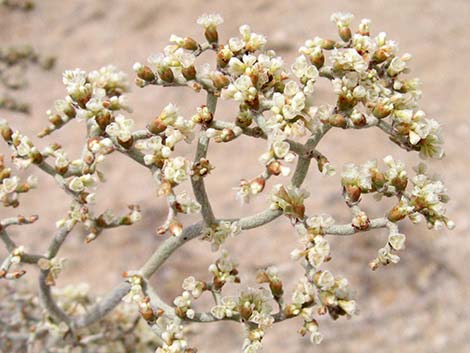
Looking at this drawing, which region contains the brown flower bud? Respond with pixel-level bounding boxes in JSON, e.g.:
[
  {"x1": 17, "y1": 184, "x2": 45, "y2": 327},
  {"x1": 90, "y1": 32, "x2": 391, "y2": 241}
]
[
  {"x1": 321, "y1": 39, "x2": 336, "y2": 50},
  {"x1": 136, "y1": 65, "x2": 156, "y2": 82},
  {"x1": 1, "y1": 126, "x2": 13, "y2": 142},
  {"x1": 221, "y1": 128, "x2": 235, "y2": 142},
  {"x1": 117, "y1": 136, "x2": 133, "y2": 150},
  {"x1": 204, "y1": 28, "x2": 218, "y2": 44},
  {"x1": 284, "y1": 304, "x2": 299, "y2": 318},
  {"x1": 31, "y1": 150, "x2": 43, "y2": 164},
  {"x1": 270, "y1": 280, "x2": 284, "y2": 299},
  {"x1": 140, "y1": 307, "x2": 155, "y2": 322},
  {"x1": 169, "y1": 220, "x2": 183, "y2": 237},
  {"x1": 339, "y1": 27, "x2": 352, "y2": 42},
  {"x1": 328, "y1": 114, "x2": 347, "y2": 128},
  {"x1": 212, "y1": 73, "x2": 230, "y2": 89},
  {"x1": 235, "y1": 114, "x2": 252, "y2": 128},
  {"x1": 267, "y1": 161, "x2": 282, "y2": 176},
  {"x1": 217, "y1": 46, "x2": 232, "y2": 68},
  {"x1": 95, "y1": 112, "x2": 113, "y2": 130},
  {"x1": 213, "y1": 276, "x2": 225, "y2": 290},
  {"x1": 337, "y1": 94, "x2": 357, "y2": 111},
  {"x1": 175, "y1": 306, "x2": 187, "y2": 318},
  {"x1": 148, "y1": 117, "x2": 167, "y2": 134},
  {"x1": 158, "y1": 67, "x2": 174, "y2": 83},
  {"x1": 372, "y1": 102, "x2": 392, "y2": 119},
  {"x1": 309, "y1": 51, "x2": 325, "y2": 69},
  {"x1": 352, "y1": 113, "x2": 367, "y2": 127},
  {"x1": 345, "y1": 185, "x2": 361, "y2": 203},
  {"x1": 393, "y1": 176, "x2": 408, "y2": 192},
  {"x1": 372, "y1": 48, "x2": 389, "y2": 63},
  {"x1": 372, "y1": 170, "x2": 386, "y2": 189},
  {"x1": 250, "y1": 177, "x2": 265, "y2": 194},
  {"x1": 48, "y1": 114, "x2": 63, "y2": 127},
  {"x1": 239, "y1": 305, "x2": 252, "y2": 321},
  {"x1": 387, "y1": 204, "x2": 407, "y2": 222},
  {"x1": 182, "y1": 37, "x2": 199, "y2": 51},
  {"x1": 182, "y1": 65, "x2": 197, "y2": 81}
]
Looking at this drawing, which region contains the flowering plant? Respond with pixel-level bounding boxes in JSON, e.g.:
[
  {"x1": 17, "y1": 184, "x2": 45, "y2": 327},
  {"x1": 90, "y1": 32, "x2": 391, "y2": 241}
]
[{"x1": 0, "y1": 12, "x2": 453, "y2": 353}]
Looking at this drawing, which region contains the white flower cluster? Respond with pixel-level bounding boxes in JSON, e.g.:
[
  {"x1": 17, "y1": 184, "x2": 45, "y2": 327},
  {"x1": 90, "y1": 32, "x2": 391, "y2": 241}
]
[
  {"x1": 0, "y1": 154, "x2": 37, "y2": 207},
  {"x1": 340, "y1": 157, "x2": 453, "y2": 230},
  {"x1": 369, "y1": 228, "x2": 407, "y2": 271},
  {"x1": 270, "y1": 184, "x2": 309, "y2": 220},
  {"x1": 41, "y1": 66, "x2": 131, "y2": 138},
  {"x1": 201, "y1": 221, "x2": 241, "y2": 251},
  {"x1": 408, "y1": 163, "x2": 454, "y2": 230},
  {"x1": 154, "y1": 316, "x2": 190, "y2": 353},
  {"x1": 298, "y1": 13, "x2": 444, "y2": 159},
  {"x1": 291, "y1": 215, "x2": 334, "y2": 268},
  {"x1": 123, "y1": 275, "x2": 145, "y2": 304},
  {"x1": 208, "y1": 249, "x2": 240, "y2": 288},
  {"x1": 341, "y1": 155, "x2": 408, "y2": 204},
  {"x1": 212, "y1": 288, "x2": 273, "y2": 351},
  {"x1": 287, "y1": 213, "x2": 357, "y2": 337},
  {"x1": 0, "y1": 11, "x2": 455, "y2": 353},
  {"x1": 0, "y1": 120, "x2": 42, "y2": 169}
]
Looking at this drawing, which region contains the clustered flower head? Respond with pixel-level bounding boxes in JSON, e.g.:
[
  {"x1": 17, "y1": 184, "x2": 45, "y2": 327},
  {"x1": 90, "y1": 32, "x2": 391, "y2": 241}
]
[
  {"x1": 0, "y1": 153, "x2": 37, "y2": 207},
  {"x1": 0, "y1": 11, "x2": 454, "y2": 353}
]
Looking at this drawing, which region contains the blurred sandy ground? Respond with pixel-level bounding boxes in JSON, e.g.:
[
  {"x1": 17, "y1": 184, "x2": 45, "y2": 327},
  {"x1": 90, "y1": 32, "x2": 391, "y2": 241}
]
[{"x1": 1, "y1": 1, "x2": 469, "y2": 352}]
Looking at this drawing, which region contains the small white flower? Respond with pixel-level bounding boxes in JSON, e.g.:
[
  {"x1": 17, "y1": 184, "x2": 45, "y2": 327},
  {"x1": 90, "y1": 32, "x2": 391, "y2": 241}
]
[
  {"x1": 197, "y1": 13, "x2": 223, "y2": 29},
  {"x1": 388, "y1": 232, "x2": 406, "y2": 251},
  {"x1": 105, "y1": 114, "x2": 134, "y2": 142}
]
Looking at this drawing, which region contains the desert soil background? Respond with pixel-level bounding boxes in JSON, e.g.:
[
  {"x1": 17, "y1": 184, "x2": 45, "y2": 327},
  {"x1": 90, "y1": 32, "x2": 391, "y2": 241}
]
[{"x1": 1, "y1": 1, "x2": 469, "y2": 352}]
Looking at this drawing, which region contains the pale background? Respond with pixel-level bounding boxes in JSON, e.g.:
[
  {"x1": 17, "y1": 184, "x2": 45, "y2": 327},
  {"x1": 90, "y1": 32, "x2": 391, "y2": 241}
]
[{"x1": 1, "y1": 1, "x2": 469, "y2": 352}]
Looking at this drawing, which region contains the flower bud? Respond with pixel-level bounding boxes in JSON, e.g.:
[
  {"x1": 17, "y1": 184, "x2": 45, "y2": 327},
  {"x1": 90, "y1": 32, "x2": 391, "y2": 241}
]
[
  {"x1": 147, "y1": 117, "x2": 167, "y2": 134},
  {"x1": 250, "y1": 177, "x2": 265, "y2": 194},
  {"x1": 182, "y1": 37, "x2": 199, "y2": 51},
  {"x1": 284, "y1": 304, "x2": 299, "y2": 318},
  {"x1": 328, "y1": 114, "x2": 347, "y2": 128},
  {"x1": 212, "y1": 73, "x2": 230, "y2": 89},
  {"x1": 217, "y1": 46, "x2": 232, "y2": 68},
  {"x1": 309, "y1": 51, "x2": 325, "y2": 69},
  {"x1": 182, "y1": 65, "x2": 197, "y2": 81},
  {"x1": 221, "y1": 128, "x2": 235, "y2": 142},
  {"x1": 387, "y1": 204, "x2": 407, "y2": 222},
  {"x1": 371, "y1": 170, "x2": 385, "y2": 189},
  {"x1": 267, "y1": 161, "x2": 282, "y2": 176},
  {"x1": 95, "y1": 112, "x2": 113, "y2": 130},
  {"x1": 344, "y1": 185, "x2": 361, "y2": 203},
  {"x1": 117, "y1": 136, "x2": 133, "y2": 149},
  {"x1": 372, "y1": 102, "x2": 392, "y2": 119},
  {"x1": 239, "y1": 305, "x2": 253, "y2": 321},
  {"x1": 372, "y1": 48, "x2": 389, "y2": 63},
  {"x1": 321, "y1": 39, "x2": 336, "y2": 50},
  {"x1": 140, "y1": 306, "x2": 155, "y2": 321},
  {"x1": 85, "y1": 232, "x2": 97, "y2": 243},
  {"x1": 133, "y1": 63, "x2": 156, "y2": 82},
  {"x1": 31, "y1": 150, "x2": 43, "y2": 164},
  {"x1": 204, "y1": 27, "x2": 219, "y2": 44},
  {"x1": 236, "y1": 112, "x2": 253, "y2": 128},
  {"x1": 169, "y1": 220, "x2": 183, "y2": 237},
  {"x1": 1, "y1": 126, "x2": 13, "y2": 142},
  {"x1": 269, "y1": 279, "x2": 284, "y2": 299},
  {"x1": 337, "y1": 94, "x2": 357, "y2": 111},
  {"x1": 157, "y1": 67, "x2": 174, "y2": 83},
  {"x1": 339, "y1": 27, "x2": 352, "y2": 42}
]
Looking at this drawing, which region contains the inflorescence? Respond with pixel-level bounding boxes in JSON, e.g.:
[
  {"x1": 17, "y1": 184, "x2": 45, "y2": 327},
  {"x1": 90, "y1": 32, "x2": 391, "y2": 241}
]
[{"x1": 0, "y1": 12, "x2": 453, "y2": 353}]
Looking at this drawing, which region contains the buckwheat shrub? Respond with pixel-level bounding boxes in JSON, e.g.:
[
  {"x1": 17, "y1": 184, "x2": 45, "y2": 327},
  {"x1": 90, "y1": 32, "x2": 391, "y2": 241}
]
[
  {"x1": 1, "y1": 3, "x2": 55, "y2": 113},
  {"x1": 0, "y1": 43, "x2": 55, "y2": 113},
  {"x1": 0, "y1": 12, "x2": 454, "y2": 353}
]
